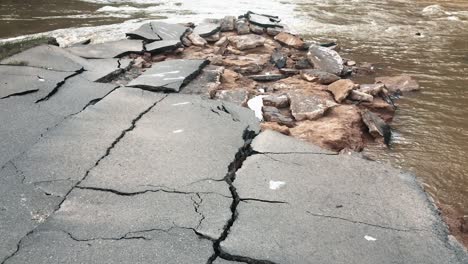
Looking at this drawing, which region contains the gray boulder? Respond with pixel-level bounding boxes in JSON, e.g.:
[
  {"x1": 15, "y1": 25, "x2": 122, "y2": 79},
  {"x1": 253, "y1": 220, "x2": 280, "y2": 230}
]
[{"x1": 307, "y1": 44, "x2": 344, "y2": 76}]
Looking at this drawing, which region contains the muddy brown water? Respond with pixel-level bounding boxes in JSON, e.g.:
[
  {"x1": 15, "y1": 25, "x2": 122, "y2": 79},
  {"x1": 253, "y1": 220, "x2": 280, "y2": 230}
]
[{"x1": 1, "y1": 0, "x2": 467, "y2": 230}]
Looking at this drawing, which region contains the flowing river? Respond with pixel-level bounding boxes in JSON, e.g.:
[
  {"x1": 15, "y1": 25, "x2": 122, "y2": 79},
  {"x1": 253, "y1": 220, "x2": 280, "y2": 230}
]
[{"x1": 1, "y1": 0, "x2": 467, "y2": 231}]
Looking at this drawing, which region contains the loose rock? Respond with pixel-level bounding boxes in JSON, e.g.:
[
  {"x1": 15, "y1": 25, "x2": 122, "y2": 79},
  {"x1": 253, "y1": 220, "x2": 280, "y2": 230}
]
[
  {"x1": 295, "y1": 57, "x2": 312, "y2": 69},
  {"x1": 349, "y1": 90, "x2": 373, "y2": 102},
  {"x1": 358, "y1": 83, "x2": 385, "y2": 96},
  {"x1": 327, "y1": 79, "x2": 356, "y2": 103},
  {"x1": 248, "y1": 74, "x2": 286, "y2": 82},
  {"x1": 266, "y1": 27, "x2": 283, "y2": 36},
  {"x1": 204, "y1": 32, "x2": 221, "y2": 42},
  {"x1": 271, "y1": 49, "x2": 287, "y2": 69},
  {"x1": 262, "y1": 106, "x2": 295, "y2": 127},
  {"x1": 236, "y1": 18, "x2": 250, "y2": 35},
  {"x1": 249, "y1": 24, "x2": 264, "y2": 34},
  {"x1": 214, "y1": 36, "x2": 228, "y2": 47},
  {"x1": 262, "y1": 94, "x2": 290, "y2": 108},
  {"x1": 187, "y1": 33, "x2": 207, "y2": 47},
  {"x1": 361, "y1": 110, "x2": 391, "y2": 144},
  {"x1": 215, "y1": 89, "x2": 249, "y2": 106},
  {"x1": 228, "y1": 34, "x2": 265, "y2": 51},
  {"x1": 301, "y1": 69, "x2": 340, "y2": 85},
  {"x1": 279, "y1": 68, "x2": 300, "y2": 75},
  {"x1": 375, "y1": 75, "x2": 420, "y2": 93},
  {"x1": 307, "y1": 44, "x2": 344, "y2": 76},
  {"x1": 288, "y1": 90, "x2": 337, "y2": 121},
  {"x1": 274, "y1": 32, "x2": 305, "y2": 50},
  {"x1": 220, "y1": 16, "x2": 236, "y2": 31}
]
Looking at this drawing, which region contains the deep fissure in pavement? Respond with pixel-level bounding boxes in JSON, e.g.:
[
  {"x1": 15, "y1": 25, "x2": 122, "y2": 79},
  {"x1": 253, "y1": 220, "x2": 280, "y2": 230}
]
[
  {"x1": 207, "y1": 128, "x2": 279, "y2": 264},
  {"x1": 35, "y1": 68, "x2": 85, "y2": 103}
]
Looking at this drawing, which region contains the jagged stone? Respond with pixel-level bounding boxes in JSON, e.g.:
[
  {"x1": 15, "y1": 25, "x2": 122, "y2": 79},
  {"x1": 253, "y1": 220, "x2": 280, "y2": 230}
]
[
  {"x1": 228, "y1": 34, "x2": 265, "y2": 51},
  {"x1": 288, "y1": 90, "x2": 337, "y2": 121},
  {"x1": 262, "y1": 106, "x2": 295, "y2": 127},
  {"x1": 235, "y1": 18, "x2": 250, "y2": 35},
  {"x1": 249, "y1": 24, "x2": 264, "y2": 34},
  {"x1": 295, "y1": 57, "x2": 312, "y2": 69},
  {"x1": 274, "y1": 32, "x2": 305, "y2": 49},
  {"x1": 271, "y1": 49, "x2": 287, "y2": 69},
  {"x1": 125, "y1": 22, "x2": 161, "y2": 41},
  {"x1": 144, "y1": 40, "x2": 181, "y2": 54},
  {"x1": 279, "y1": 68, "x2": 300, "y2": 75},
  {"x1": 361, "y1": 110, "x2": 391, "y2": 143},
  {"x1": 205, "y1": 32, "x2": 221, "y2": 42},
  {"x1": 262, "y1": 94, "x2": 290, "y2": 108},
  {"x1": 214, "y1": 36, "x2": 228, "y2": 47},
  {"x1": 220, "y1": 16, "x2": 236, "y2": 31},
  {"x1": 187, "y1": 33, "x2": 207, "y2": 46},
  {"x1": 266, "y1": 27, "x2": 283, "y2": 36},
  {"x1": 358, "y1": 83, "x2": 385, "y2": 96},
  {"x1": 181, "y1": 36, "x2": 192, "y2": 46},
  {"x1": 215, "y1": 89, "x2": 249, "y2": 106},
  {"x1": 248, "y1": 74, "x2": 286, "y2": 82},
  {"x1": 301, "y1": 69, "x2": 340, "y2": 85},
  {"x1": 327, "y1": 79, "x2": 356, "y2": 103},
  {"x1": 349, "y1": 90, "x2": 374, "y2": 102},
  {"x1": 222, "y1": 54, "x2": 270, "y2": 74},
  {"x1": 193, "y1": 23, "x2": 221, "y2": 38},
  {"x1": 375, "y1": 75, "x2": 420, "y2": 93},
  {"x1": 127, "y1": 59, "x2": 208, "y2": 92},
  {"x1": 66, "y1": 39, "x2": 144, "y2": 59},
  {"x1": 307, "y1": 44, "x2": 344, "y2": 76}
]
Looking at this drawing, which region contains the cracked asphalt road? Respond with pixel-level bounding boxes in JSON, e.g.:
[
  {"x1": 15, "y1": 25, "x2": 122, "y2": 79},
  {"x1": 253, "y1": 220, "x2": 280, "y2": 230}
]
[{"x1": 1, "y1": 45, "x2": 467, "y2": 263}]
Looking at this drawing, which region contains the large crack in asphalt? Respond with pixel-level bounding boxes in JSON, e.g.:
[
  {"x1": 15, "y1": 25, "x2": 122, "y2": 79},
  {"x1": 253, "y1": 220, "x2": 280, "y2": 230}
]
[
  {"x1": 35, "y1": 68, "x2": 85, "y2": 103},
  {"x1": 0, "y1": 95, "x2": 167, "y2": 264},
  {"x1": 207, "y1": 128, "x2": 279, "y2": 264}
]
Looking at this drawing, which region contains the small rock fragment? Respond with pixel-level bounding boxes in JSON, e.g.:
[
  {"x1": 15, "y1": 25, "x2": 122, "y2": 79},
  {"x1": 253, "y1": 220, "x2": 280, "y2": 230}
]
[
  {"x1": 361, "y1": 110, "x2": 391, "y2": 144},
  {"x1": 274, "y1": 32, "x2": 305, "y2": 50},
  {"x1": 214, "y1": 36, "x2": 228, "y2": 47},
  {"x1": 250, "y1": 24, "x2": 264, "y2": 34},
  {"x1": 221, "y1": 16, "x2": 236, "y2": 31},
  {"x1": 205, "y1": 32, "x2": 221, "y2": 42},
  {"x1": 263, "y1": 94, "x2": 290, "y2": 108},
  {"x1": 307, "y1": 44, "x2": 344, "y2": 76},
  {"x1": 236, "y1": 18, "x2": 250, "y2": 35},
  {"x1": 271, "y1": 49, "x2": 287, "y2": 69},
  {"x1": 327, "y1": 79, "x2": 356, "y2": 103},
  {"x1": 375, "y1": 75, "x2": 420, "y2": 93},
  {"x1": 279, "y1": 68, "x2": 300, "y2": 75},
  {"x1": 188, "y1": 33, "x2": 207, "y2": 46},
  {"x1": 248, "y1": 74, "x2": 286, "y2": 82},
  {"x1": 295, "y1": 57, "x2": 312, "y2": 69},
  {"x1": 262, "y1": 106, "x2": 295, "y2": 127},
  {"x1": 349, "y1": 90, "x2": 374, "y2": 102},
  {"x1": 266, "y1": 27, "x2": 283, "y2": 36},
  {"x1": 301, "y1": 69, "x2": 340, "y2": 85},
  {"x1": 358, "y1": 83, "x2": 385, "y2": 96},
  {"x1": 346, "y1": 60, "x2": 356, "y2": 66},
  {"x1": 228, "y1": 34, "x2": 265, "y2": 50}
]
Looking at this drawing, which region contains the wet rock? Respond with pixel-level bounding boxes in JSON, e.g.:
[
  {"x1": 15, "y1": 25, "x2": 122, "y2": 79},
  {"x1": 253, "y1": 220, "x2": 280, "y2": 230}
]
[
  {"x1": 260, "y1": 122, "x2": 290, "y2": 135},
  {"x1": 266, "y1": 27, "x2": 283, "y2": 36},
  {"x1": 271, "y1": 49, "x2": 287, "y2": 69},
  {"x1": 279, "y1": 68, "x2": 300, "y2": 75},
  {"x1": 301, "y1": 69, "x2": 340, "y2": 85},
  {"x1": 358, "y1": 83, "x2": 385, "y2": 96},
  {"x1": 220, "y1": 16, "x2": 236, "y2": 31},
  {"x1": 262, "y1": 106, "x2": 295, "y2": 127},
  {"x1": 352, "y1": 62, "x2": 375, "y2": 75},
  {"x1": 193, "y1": 23, "x2": 221, "y2": 38},
  {"x1": 214, "y1": 36, "x2": 228, "y2": 47},
  {"x1": 249, "y1": 24, "x2": 264, "y2": 34},
  {"x1": 66, "y1": 39, "x2": 144, "y2": 59},
  {"x1": 290, "y1": 105, "x2": 365, "y2": 151},
  {"x1": 127, "y1": 59, "x2": 208, "y2": 92},
  {"x1": 215, "y1": 89, "x2": 249, "y2": 106},
  {"x1": 288, "y1": 90, "x2": 337, "y2": 121},
  {"x1": 126, "y1": 23, "x2": 161, "y2": 41},
  {"x1": 359, "y1": 98, "x2": 396, "y2": 122},
  {"x1": 150, "y1": 21, "x2": 189, "y2": 40},
  {"x1": 295, "y1": 57, "x2": 312, "y2": 69},
  {"x1": 327, "y1": 79, "x2": 356, "y2": 103},
  {"x1": 307, "y1": 44, "x2": 344, "y2": 76},
  {"x1": 235, "y1": 18, "x2": 250, "y2": 35},
  {"x1": 248, "y1": 74, "x2": 286, "y2": 82},
  {"x1": 349, "y1": 90, "x2": 373, "y2": 102},
  {"x1": 222, "y1": 54, "x2": 270, "y2": 74},
  {"x1": 145, "y1": 40, "x2": 181, "y2": 54},
  {"x1": 228, "y1": 34, "x2": 265, "y2": 51},
  {"x1": 361, "y1": 110, "x2": 391, "y2": 144},
  {"x1": 262, "y1": 94, "x2": 290, "y2": 108},
  {"x1": 204, "y1": 32, "x2": 221, "y2": 42},
  {"x1": 246, "y1": 11, "x2": 282, "y2": 28},
  {"x1": 274, "y1": 32, "x2": 305, "y2": 50},
  {"x1": 375, "y1": 75, "x2": 420, "y2": 93},
  {"x1": 187, "y1": 33, "x2": 207, "y2": 47}
]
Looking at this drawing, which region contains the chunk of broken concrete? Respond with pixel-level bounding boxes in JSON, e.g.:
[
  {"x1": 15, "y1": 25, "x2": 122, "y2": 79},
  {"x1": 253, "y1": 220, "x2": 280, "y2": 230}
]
[
  {"x1": 181, "y1": 65, "x2": 223, "y2": 96},
  {"x1": 327, "y1": 79, "x2": 356, "y2": 103},
  {"x1": 262, "y1": 94, "x2": 290, "y2": 108},
  {"x1": 235, "y1": 18, "x2": 250, "y2": 35},
  {"x1": 193, "y1": 23, "x2": 221, "y2": 38},
  {"x1": 361, "y1": 110, "x2": 391, "y2": 144},
  {"x1": 349, "y1": 90, "x2": 373, "y2": 102},
  {"x1": 188, "y1": 33, "x2": 207, "y2": 47},
  {"x1": 149, "y1": 21, "x2": 188, "y2": 40},
  {"x1": 127, "y1": 59, "x2": 208, "y2": 92},
  {"x1": 228, "y1": 34, "x2": 265, "y2": 51},
  {"x1": 220, "y1": 16, "x2": 236, "y2": 31},
  {"x1": 274, "y1": 32, "x2": 305, "y2": 50},
  {"x1": 145, "y1": 40, "x2": 181, "y2": 54},
  {"x1": 126, "y1": 23, "x2": 162, "y2": 41},
  {"x1": 301, "y1": 69, "x2": 340, "y2": 85},
  {"x1": 246, "y1": 11, "x2": 282, "y2": 28},
  {"x1": 66, "y1": 39, "x2": 144, "y2": 59},
  {"x1": 262, "y1": 106, "x2": 295, "y2": 127},
  {"x1": 248, "y1": 74, "x2": 286, "y2": 82},
  {"x1": 215, "y1": 89, "x2": 249, "y2": 106},
  {"x1": 307, "y1": 44, "x2": 344, "y2": 76},
  {"x1": 375, "y1": 75, "x2": 420, "y2": 93},
  {"x1": 288, "y1": 90, "x2": 337, "y2": 121}
]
